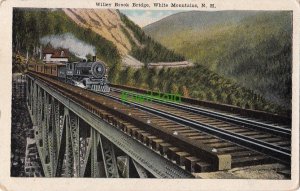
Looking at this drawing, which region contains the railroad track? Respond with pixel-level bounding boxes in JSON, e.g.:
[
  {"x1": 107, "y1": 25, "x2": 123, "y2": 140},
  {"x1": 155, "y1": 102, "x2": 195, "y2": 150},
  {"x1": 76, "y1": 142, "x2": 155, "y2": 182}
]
[
  {"x1": 109, "y1": 84, "x2": 291, "y2": 126},
  {"x1": 28, "y1": 72, "x2": 291, "y2": 176},
  {"x1": 101, "y1": 89, "x2": 291, "y2": 163},
  {"x1": 111, "y1": 88, "x2": 291, "y2": 137}
]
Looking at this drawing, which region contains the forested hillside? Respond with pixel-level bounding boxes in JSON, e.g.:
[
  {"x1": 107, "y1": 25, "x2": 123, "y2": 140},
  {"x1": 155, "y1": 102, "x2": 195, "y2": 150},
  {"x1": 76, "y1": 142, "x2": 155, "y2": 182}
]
[
  {"x1": 110, "y1": 63, "x2": 286, "y2": 115},
  {"x1": 13, "y1": 8, "x2": 121, "y2": 66},
  {"x1": 119, "y1": 11, "x2": 185, "y2": 63},
  {"x1": 144, "y1": 11, "x2": 292, "y2": 109},
  {"x1": 13, "y1": 8, "x2": 184, "y2": 67},
  {"x1": 12, "y1": 8, "x2": 290, "y2": 115}
]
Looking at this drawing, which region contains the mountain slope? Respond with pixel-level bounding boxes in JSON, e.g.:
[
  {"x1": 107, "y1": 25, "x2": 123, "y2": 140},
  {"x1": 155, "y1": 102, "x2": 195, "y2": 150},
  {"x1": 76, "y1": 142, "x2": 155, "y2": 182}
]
[
  {"x1": 144, "y1": 11, "x2": 258, "y2": 39},
  {"x1": 144, "y1": 11, "x2": 292, "y2": 108},
  {"x1": 13, "y1": 8, "x2": 121, "y2": 65},
  {"x1": 63, "y1": 9, "x2": 140, "y2": 55},
  {"x1": 13, "y1": 8, "x2": 186, "y2": 66}
]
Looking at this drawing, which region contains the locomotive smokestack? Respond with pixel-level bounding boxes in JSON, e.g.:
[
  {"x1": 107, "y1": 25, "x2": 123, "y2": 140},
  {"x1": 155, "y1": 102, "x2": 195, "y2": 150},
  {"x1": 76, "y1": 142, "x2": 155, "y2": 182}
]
[{"x1": 92, "y1": 56, "x2": 96, "y2": 62}]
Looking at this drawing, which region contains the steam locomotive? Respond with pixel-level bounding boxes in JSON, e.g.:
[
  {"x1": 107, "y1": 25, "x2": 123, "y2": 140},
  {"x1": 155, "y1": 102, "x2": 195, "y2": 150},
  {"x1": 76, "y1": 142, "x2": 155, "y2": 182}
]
[{"x1": 28, "y1": 56, "x2": 110, "y2": 92}]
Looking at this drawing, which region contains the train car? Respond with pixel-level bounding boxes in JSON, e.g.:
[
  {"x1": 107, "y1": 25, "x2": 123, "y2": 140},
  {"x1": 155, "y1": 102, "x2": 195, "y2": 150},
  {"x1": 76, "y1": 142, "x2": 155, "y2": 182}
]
[
  {"x1": 27, "y1": 56, "x2": 110, "y2": 92},
  {"x1": 44, "y1": 63, "x2": 65, "y2": 77},
  {"x1": 44, "y1": 64, "x2": 52, "y2": 76},
  {"x1": 36, "y1": 64, "x2": 44, "y2": 74},
  {"x1": 28, "y1": 63, "x2": 36, "y2": 72}
]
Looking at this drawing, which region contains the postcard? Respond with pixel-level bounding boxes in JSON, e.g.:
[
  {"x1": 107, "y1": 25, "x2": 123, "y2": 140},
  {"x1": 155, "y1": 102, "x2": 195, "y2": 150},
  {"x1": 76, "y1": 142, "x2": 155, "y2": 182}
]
[{"x1": 0, "y1": 0, "x2": 299, "y2": 190}]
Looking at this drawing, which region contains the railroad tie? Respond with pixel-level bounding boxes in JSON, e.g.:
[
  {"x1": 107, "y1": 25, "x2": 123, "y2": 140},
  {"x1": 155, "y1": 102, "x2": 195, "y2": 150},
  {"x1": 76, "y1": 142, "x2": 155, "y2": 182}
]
[
  {"x1": 119, "y1": 123, "x2": 126, "y2": 131},
  {"x1": 181, "y1": 132, "x2": 199, "y2": 137},
  {"x1": 217, "y1": 146, "x2": 246, "y2": 153},
  {"x1": 206, "y1": 142, "x2": 233, "y2": 149},
  {"x1": 174, "y1": 152, "x2": 190, "y2": 166},
  {"x1": 129, "y1": 127, "x2": 139, "y2": 137},
  {"x1": 116, "y1": 120, "x2": 125, "y2": 128},
  {"x1": 194, "y1": 161, "x2": 213, "y2": 172},
  {"x1": 166, "y1": 147, "x2": 181, "y2": 161},
  {"x1": 151, "y1": 139, "x2": 164, "y2": 151},
  {"x1": 158, "y1": 142, "x2": 172, "y2": 155},
  {"x1": 176, "y1": 129, "x2": 195, "y2": 134},
  {"x1": 184, "y1": 156, "x2": 215, "y2": 173},
  {"x1": 184, "y1": 156, "x2": 200, "y2": 173},
  {"x1": 189, "y1": 135, "x2": 213, "y2": 141},
  {"x1": 139, "y1": 132, "x2": 151, "y2": 143},
  {"x1": 122, "y1": 124, "x2": 132, "y2": 133},
  {"x1": 107, "y1": 115, "x2": 114, "y2": 123},
  {"x1": 145, "y1": 135, "x2": 158, "y2": 147},
  {"x1": 202, "y1": 138, "x2": 223, "y2": 144},
  {"x1": 127, "y1": 126, "x2": 137, "y2": 136},
  {"x1": 135, "y1": 129, "x2": 146, "y2": 140},
  {"x1": 161, "y1": 124, "x2": 182, "y2": 128}
]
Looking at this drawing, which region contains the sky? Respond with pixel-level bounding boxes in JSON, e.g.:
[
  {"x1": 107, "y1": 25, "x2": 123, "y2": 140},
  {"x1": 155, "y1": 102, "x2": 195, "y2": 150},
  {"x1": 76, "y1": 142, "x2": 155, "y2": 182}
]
[{"x1": 120, "y1": 10, "x2": 182, "y2": 27}]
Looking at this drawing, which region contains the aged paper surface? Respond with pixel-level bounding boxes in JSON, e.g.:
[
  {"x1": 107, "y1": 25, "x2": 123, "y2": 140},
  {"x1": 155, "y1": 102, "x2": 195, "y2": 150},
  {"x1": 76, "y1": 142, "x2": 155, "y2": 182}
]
[{"x1": 0, "y1": 0, "x2": 299, "y2": 190}]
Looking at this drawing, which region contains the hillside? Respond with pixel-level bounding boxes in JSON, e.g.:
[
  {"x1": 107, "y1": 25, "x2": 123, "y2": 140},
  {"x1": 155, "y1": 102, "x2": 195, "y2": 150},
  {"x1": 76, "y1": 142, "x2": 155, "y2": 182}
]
[
  {"x1": 13, "y1": 8, "x2": 185, "y2": 67},
  {"x1": 63, "y1": 9, "x2": 138, "y2": 55},
  {"x1": 143, "y1": 11, "x2": 258, "y2": 39},
  {"x1": 12, "y1": 8, "x2": 290, "y2": 115},
  {"x1": 144, "y1": 11, "x2": 292, "y2": 109},
  {"x1": 13, "y1": 8, "x2": 121, "y2": 66}
]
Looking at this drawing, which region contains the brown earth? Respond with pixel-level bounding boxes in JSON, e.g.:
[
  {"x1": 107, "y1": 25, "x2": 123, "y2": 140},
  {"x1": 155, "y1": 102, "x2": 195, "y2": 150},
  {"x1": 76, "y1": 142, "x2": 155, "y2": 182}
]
[{"x1": 63, "y1": 8, "x2": 141, "y2": 55}]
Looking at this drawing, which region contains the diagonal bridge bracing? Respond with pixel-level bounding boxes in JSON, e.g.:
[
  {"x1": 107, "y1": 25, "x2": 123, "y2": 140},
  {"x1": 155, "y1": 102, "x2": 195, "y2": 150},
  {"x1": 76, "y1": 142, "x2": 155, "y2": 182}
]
[{"x1": 26, "y1": 74, "x2": 193, "y2": 178}]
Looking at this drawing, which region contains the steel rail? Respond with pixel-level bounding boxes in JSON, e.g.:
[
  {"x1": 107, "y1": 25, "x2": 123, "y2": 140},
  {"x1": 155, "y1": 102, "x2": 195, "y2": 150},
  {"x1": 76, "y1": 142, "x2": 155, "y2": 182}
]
[
  {"x1": 111, "y1": 88, "x2": 291, "y2": 138},
  {"x1": 99, "y1": 91, "x2": 291, "y2": 164}
]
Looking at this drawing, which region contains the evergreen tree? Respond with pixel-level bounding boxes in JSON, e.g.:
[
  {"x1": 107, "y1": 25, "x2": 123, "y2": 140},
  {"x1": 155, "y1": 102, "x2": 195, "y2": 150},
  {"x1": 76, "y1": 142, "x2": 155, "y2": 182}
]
[
  {"x1": 133, "y1": 69, "x2": 144, "y2": 86},
  {"x1": 108, "y1": 62, "x2": 122, "y2": 84}
]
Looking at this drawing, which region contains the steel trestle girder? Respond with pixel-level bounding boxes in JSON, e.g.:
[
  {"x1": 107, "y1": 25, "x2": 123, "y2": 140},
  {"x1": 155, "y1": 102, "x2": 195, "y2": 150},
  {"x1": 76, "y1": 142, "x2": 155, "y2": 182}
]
[{"x1": 26, "y1": 74, "x2": 193, "y2": 178}]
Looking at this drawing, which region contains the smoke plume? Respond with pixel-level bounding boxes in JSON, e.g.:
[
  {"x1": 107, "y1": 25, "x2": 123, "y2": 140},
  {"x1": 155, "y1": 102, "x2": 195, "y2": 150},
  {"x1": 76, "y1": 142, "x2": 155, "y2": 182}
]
[{"x1": 40, "y1": 33, "x2": 96, "y2": 59}]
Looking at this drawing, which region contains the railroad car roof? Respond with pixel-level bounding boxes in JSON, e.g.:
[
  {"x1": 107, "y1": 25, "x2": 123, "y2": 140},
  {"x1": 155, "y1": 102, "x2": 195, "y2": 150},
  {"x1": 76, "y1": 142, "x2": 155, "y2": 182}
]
[{"x1": 43, "y1": 63, "x2": 66, "y2": 66}]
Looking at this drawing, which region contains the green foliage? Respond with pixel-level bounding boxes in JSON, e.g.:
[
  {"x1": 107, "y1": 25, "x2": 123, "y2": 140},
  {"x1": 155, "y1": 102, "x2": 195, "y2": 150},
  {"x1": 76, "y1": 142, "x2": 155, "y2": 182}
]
[
  {"x1": 119, "y1": 11, "x2": 185, "y2": 63},
  {"x1": 144, "y1": 11, "x2": 292, "y2": 110},
  {"x1": 112, "y1": 62, "x2": 287, "y2": 115},
  {"x1": 120, "y1": 25, "x2": 136, "y2": 48},
  {"x1": 108, "y1": 62, "x2": 122, "y2": 84},
  {"x1": 119, "y1": 67, "x2": 135, "y2": 86},
  {"x1": 12, "y1": 53, "x2": 26, "y2": 73},
  {"x1": 13, "y1": 8, "x2": 121, "y2": 65},
  {"x1": 133, "y1": 69, "x2": 144, "y2": 86}
]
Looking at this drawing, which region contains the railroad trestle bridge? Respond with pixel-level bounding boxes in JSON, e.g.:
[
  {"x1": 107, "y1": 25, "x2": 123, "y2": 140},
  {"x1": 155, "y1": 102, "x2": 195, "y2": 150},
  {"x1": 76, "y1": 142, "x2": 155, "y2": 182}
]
[
  {"x1": 26, "y1": 74, "x2": 193, "y2": 178},
  {"x1": 25, "y1": 72, "x2": 291, "y2": 179}
]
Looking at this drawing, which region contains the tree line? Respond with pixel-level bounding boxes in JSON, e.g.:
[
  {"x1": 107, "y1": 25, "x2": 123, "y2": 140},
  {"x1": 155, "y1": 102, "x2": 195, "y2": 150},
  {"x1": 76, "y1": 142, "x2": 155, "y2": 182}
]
[{"x1": 109, "y1": 63, "x2": 288, "y2": 116}]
